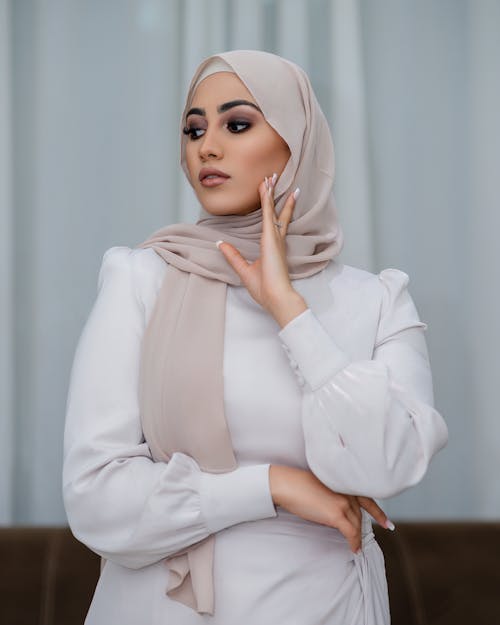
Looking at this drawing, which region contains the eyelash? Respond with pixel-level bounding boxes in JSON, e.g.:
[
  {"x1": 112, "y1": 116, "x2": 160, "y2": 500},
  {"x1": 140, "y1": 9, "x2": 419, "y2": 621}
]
[{"x1": 182, "y1": 120, "x2": 252, "y2": 141}]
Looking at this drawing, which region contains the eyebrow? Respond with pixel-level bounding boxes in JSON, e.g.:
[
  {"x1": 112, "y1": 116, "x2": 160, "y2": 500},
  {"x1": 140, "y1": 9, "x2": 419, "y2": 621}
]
[{"x1": 185, "y1": 99, "x2": 262, "y2": 120}]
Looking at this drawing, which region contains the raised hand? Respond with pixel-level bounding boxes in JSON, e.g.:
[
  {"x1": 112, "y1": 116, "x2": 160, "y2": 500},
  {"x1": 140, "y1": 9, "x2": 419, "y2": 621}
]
[{"x1": 216, "y1": 174, "x2": 307, "y2": 328}]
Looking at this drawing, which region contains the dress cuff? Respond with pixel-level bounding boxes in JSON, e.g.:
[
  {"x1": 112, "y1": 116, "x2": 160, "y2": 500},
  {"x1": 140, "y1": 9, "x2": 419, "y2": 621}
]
[
  {"x1": 199, "y1": 463, "x2": 277, "y2": 534},
  {"x1": 278, "y1": 308, "x2": 350, "y2": 391}
]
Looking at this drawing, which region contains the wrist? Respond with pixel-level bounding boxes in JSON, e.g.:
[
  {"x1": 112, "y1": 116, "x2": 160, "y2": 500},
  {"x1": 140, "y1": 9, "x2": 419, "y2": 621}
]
[
  {"x1": 269, "y1": 464, "x2": 299, "y2": 507},
  {"x1": 269, "y1": 291, "x2": 308, "y2": 329},
  {"x1": 269, "y1": 464, "x2": 285, "y2": 507}
]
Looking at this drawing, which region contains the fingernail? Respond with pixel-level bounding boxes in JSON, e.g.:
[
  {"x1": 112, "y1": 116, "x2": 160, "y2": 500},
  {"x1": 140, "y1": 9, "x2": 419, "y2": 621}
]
[
  {"x1": 264, "y1": 176, "x2": 269, "y2": 190},
  {"x1": 385, "y1": 519, "x2": 396, "y2": 531},
  {"x1": 293, "y1": 187, "x2": 301, "y2": 200},
  {"x1": 271, "y1": 172, "x2": 277, "y2": 187},
  {"x1": 356, "y1": 548, "x2": 362, "y2": 555},
  {"x1": 215, "y1": 240, "x2": 224, "y2": 249}
]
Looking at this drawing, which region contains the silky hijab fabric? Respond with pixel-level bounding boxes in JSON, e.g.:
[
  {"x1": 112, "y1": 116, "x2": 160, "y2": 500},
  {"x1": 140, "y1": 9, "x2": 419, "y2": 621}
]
[
  {"x1": 192, "y1": 56, "x2": 236, "y2": 90},
  {"x1": 136, "y1": 50, "x2": 344, "y2": 615}
]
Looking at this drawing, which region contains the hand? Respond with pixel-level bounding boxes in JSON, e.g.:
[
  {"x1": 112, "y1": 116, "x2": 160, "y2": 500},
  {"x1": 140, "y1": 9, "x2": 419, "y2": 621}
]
[
  {"x1": 216, "y1": 174, "x2": 304, "y2": 325},
  {"x1": 269, "y1": 465, "x2": 394, "y2": 553}
]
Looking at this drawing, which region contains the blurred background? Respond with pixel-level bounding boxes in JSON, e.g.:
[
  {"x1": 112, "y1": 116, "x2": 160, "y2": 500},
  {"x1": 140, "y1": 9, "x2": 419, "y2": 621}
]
[{"x1": 0, "y1": 0, "x2": 498, "y2": 526}]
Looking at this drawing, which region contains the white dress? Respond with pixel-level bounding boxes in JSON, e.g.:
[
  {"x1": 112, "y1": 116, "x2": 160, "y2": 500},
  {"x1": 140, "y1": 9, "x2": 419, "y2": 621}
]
[{"x1": 62, "y1": 246, "x2": 448, "y2": 625}]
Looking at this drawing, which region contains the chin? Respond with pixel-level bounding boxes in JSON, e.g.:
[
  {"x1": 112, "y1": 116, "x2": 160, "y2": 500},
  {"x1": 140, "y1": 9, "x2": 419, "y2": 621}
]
[
  {"x1": 199, "y1": 196, "x2": 259, "y2": 216},
  {"x1": 203, "y1": 206, "x2": 258, "y2": 216}
]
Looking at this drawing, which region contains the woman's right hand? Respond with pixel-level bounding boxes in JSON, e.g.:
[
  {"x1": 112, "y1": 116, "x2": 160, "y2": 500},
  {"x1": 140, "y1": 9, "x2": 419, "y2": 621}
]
[{"x1": 269, "y1": 464, "x2": 392, "y2": 553}]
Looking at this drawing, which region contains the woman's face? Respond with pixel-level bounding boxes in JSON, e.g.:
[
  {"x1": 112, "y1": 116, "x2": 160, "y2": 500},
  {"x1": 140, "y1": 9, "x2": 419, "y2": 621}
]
[{"x1": 184, "y1": 71, "x2": 291, "y2": 216}]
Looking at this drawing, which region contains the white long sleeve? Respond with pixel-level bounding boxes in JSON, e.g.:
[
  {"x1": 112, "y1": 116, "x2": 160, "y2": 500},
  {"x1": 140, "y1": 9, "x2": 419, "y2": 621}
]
[
  {"x1": 62, "y1": 247, "x2": 277, "y2": 570},
  {"x1": 278, "y1": 268, "x2": 448, "y2": 499}
]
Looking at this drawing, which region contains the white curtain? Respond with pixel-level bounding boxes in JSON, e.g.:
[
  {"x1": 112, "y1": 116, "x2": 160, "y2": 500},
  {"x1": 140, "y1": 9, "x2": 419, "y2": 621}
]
[
  {"x1": 0, "y1": 0, "x2": 14, "y2": 524},
  {"x1": 1, "y1": 0, "x2": 498, "y2": 524}
]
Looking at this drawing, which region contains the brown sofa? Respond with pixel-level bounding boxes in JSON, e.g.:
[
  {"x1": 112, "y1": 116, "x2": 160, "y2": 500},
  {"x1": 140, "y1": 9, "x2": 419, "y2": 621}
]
[{"x1": 0, "y1": 523, "x2": 498, "y2": 624}]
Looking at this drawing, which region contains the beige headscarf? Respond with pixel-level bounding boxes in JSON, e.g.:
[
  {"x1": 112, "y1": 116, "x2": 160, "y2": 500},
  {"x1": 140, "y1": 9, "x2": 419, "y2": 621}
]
[{"x1": 136, "y1": 49, "x2": 343, "y2": 615}]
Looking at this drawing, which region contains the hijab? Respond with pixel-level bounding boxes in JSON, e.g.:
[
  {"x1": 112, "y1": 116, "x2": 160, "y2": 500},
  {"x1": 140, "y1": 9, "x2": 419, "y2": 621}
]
[{"x1": 136, "y1": 49, "x2": 344, "y2": 615}]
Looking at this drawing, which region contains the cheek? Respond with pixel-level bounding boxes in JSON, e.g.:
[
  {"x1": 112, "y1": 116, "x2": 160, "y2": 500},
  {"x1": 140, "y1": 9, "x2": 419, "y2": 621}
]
[
  {"x1": 241, "y1": 135, "x2": 286, "y2": 173},
  {"x1": 185, "y1": 147, "x2": 197, "y2": 181},
  {"x1": 258, "y1": 132, "x2": 289, "y2": 168}
]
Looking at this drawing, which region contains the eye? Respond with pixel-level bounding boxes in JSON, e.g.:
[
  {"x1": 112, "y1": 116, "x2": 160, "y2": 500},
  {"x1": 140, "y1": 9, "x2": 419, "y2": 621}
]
[
  {"x1": 226, "y1": 120, "x2": 251, "y2": 133},
  {"x1": 182, "y1": 119, "x2": 252, "y2": 142},
  {"x1": 182, "y1": 125, "x2": 205, "y2": 141}
]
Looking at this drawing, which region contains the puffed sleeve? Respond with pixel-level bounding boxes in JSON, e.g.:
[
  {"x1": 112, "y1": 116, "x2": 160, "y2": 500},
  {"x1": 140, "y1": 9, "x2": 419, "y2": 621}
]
[
  {"x1": 62, "y1": 246, "x2": 277, "y2": 570},
  {"x1": 278, "y1": 268, "x2": 448, "y2": 499}
]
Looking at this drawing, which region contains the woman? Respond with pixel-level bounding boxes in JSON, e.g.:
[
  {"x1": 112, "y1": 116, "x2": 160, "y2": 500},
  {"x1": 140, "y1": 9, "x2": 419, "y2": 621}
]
[{"x1": 63, "y1": 50, "x2": 448, "y2": 624}]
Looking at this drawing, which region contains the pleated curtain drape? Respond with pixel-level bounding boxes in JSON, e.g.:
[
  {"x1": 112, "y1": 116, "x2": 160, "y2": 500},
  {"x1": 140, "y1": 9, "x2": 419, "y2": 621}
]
[{"x1": 1, "y1": 0, "x2": 499, "y2": 524}]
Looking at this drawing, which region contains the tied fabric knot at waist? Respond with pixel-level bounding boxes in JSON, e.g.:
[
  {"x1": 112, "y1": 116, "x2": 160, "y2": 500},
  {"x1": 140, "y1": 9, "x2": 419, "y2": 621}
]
[{"x1": 352, "y1": 527, "x2": 391, "y2": 625}]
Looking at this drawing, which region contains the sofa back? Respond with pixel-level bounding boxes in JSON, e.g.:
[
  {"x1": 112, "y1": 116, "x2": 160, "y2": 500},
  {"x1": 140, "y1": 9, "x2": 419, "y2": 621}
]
[{"x1": 0, "y1": 523, "x2": 498, "y2": 624}]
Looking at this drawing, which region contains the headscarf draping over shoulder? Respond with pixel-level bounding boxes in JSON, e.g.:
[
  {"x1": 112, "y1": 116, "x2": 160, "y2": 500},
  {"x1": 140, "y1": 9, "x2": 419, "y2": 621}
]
[{"x1": 135, "y1": 49, "x2": 344, "y2": 615}]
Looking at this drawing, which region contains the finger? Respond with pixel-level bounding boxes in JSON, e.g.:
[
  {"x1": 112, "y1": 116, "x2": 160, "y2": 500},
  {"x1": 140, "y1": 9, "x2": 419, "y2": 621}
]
[
  {"x1": 216, "y1": 241, "x2": 251, "y2": 279},
  {"x1": 260, "y1": 176, "x2": 279, "y2": 234},
  {"x1": 349, "y1": 496, "x2": 362, "y2": 528},
  {"x1": 357, "y1": 496, "x2": 395, "y2": 531},
  {"x1": 267, "y1": 172, "x2": 278, "y2": 200},
  {"x1": 336, "y1": 515, "x2": 361, "y2": 553},
  {"x1": 345, "y1": 505, "x2": 361, "y2": 538},
  {"x1": 278, "y1": 187, "x2": 300, "y2": 236}
]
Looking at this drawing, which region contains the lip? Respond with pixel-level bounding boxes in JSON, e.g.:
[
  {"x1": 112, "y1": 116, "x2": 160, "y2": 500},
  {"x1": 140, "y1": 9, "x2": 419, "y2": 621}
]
[{"x1": 198, "y1": 167, "x2": 230, "y2": 185}]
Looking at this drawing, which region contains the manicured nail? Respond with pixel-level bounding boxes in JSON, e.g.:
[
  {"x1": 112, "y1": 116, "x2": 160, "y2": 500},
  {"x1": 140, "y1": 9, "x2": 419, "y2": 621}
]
[
  {"x1": 293, "y1": 187, "x2": 301, "y2": 200},
  {"x1": 385, "y1": 519, "x2": 396, "y2": 531},
  {"x1": 270, "y1": 172, "x2": 278, "y2": 187},
  {"x1": 215, "y1": 240, "x2": 224, "y2": 249}
]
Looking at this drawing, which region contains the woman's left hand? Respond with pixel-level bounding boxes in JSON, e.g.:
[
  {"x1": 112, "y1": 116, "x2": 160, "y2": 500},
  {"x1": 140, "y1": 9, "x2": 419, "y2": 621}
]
[{"x1": 216, "y1": 174, "x2": 307, "y2": 328}]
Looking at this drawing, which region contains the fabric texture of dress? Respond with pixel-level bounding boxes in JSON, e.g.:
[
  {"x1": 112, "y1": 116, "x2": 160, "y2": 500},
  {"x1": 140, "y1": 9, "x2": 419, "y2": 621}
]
[{"x1": 62, "y1": 245, "x2": 448, "y2": 625}]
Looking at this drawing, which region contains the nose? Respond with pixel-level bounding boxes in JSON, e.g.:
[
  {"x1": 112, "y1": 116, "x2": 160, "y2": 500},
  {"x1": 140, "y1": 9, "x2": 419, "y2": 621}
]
[{"x1": 198, "y1": 125, "x2": 223, "y2": 161}]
